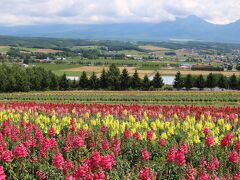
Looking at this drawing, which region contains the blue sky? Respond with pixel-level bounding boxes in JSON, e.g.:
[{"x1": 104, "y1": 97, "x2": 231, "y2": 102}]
[{"x1": 0, "y1": 0, "x2": 239, "y2": 26}]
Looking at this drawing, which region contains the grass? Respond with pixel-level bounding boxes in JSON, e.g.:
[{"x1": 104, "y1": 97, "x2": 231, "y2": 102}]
[
  {"x1": 31, "y1": 63, "x2": 83, "y2": 76},
  {"x1": 0, "y1": 46, "x2": 10, "y2": 53},
  {"x1": 70, "y1": 46, "x2": 105, "y2": 50},
  {"x1": 60, "y1": 66, "x2": 155, "y2": 78},
  {"x1": 158, "y1": 69, "x2": 240, "y2": 76},
  {"x1": 19, "y1": 47, "x2": 40, "y2": 52},
  {"x1": 114, "y1": 50, "x2": 146, "y2": 56},
  {"x1": 139, "y1": 45, "x2": 171, "y2": 51}
]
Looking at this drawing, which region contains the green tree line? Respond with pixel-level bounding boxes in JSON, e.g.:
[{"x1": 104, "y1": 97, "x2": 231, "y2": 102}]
[
  {"x1": 0, "y1": 64, "x2": 59, "y2": 92},
  {"x1": 77, "y1": 64, "x2": 164, "y2": 90},
  {"x1": 1, "y1": 64, "x2": 240, "y2": 92},
  {"x1": 174, "y1": 71, "x2": 240, "y2": 90},
  {"x1": 0, "y1": 64, "x2": 164, "y2": 92}
]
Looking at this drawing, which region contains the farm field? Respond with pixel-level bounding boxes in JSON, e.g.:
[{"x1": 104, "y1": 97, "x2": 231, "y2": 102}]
[
  {"x1": 32, "y1": 63, "x2": 240, "y2": 77},
  {"x1": 63, "y1": 66, "x2": 155, "y2": 78},
  {"x1": 33, "y1": 49, "x2": 64, "y2": 53},
  {"x1": 139, "y1": 45, "x2": 171, "y2": 51},
  {"x1": 0, "y1": 91, "x2": 240, "y2": 106},
  {"x1": 0, "y1": 46, "x2": 10, "y2": 53},
  {"x1": 0, "y1": 102, "x2": 239, "y2": 179},
  {"x1": 157, "y1": 69, "x2": 240, "y2": 76}
]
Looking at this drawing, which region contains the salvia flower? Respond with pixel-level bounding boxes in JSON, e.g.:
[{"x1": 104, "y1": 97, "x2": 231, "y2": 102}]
[
  {"x1": 36, "y1": 170, "x2": 46, "y2": 180},
  {"x1": 124, "y1": 129, "x2": 130, "y2": 140},
  {"x1": 91, "y1": 151, "x2": 101, "y2": 168},
  {"x1": 166, "y1": 147, "x2": 177, "y2": 163},
  {"x1": 72, "y1": 136, "x2": 84, "y2": 149},
  {"x1": 13, "y1": 144, "x2": 28, "y2": 158},
  {"x1": 228, "y1": 151, "x2": 239, "y2": 163},
  {"x1": 221, "y1": 133, "x2": 233, "y2": 147},
  {"x1": 139, "y1": 167, "x2": 151, "y2": 180},
  {"x1": 141, "y1": 149, "x2": 150, "y2": 161},
  {"x1": 146, "y1": 130, "x2": 153, "y2": 141},
  {"x1": 175, "y1": 150, "x2": 186, "y2": 167},
  {"x1": 0, "y1": 166, "x2": 6, "y2": 180},
  {"x1": 1, "y1": 150, "x2": 13, "y2": 163},
  {"x1": 52, "y1": 153, "x2": 65, "y2": 169},
  {"x1": 100, "y1": 154, "x2": 116, "y2": 170},
  {"x1": 159, "y1": 139, "x2": 167, "y2": 147},
  {"x1": 205, "y1": 136, "x2": 214, "y2": 147}
]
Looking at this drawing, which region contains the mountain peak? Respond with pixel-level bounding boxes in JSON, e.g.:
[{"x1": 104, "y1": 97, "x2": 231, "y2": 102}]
[
  {"x1": 175, "y1": 15, "x2": 208, "y2": 24},
  {"x1": 0, "y1": 16, "x2": 239, "y2": 42}
]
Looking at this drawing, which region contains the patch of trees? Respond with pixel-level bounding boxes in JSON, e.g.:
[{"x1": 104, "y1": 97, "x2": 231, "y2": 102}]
[
  {"x1": 0, "y1": 64, "x2": 165, "y2": 92},
  {"x1": 0, "y1": 65, "x2": 59, "y2": 92},
  {"x1": 191, "y1": 65, "x2": 224, "y2": 71},
  {"x1": 174, "y1": 71, "x2": 240, "y2": 90},
  {"x1": 77, "y1": 64, "x2": 164, "y2": 90},
  {"x1": 236, "y1": 64, "x2": 240, "y2": 71},
  {"x1": 164, "y1": 52, "x2": 176, "y2": 56}
]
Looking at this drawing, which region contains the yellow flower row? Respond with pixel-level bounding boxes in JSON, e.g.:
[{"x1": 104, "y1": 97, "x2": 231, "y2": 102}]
[{"x1": 0, "y1": 110, "x2": 239, "y2": 145}]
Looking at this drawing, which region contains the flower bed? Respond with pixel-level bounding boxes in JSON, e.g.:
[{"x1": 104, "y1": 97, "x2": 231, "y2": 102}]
[{"x1": 0, "y1": 103, "x2": 239, "y2": 179}]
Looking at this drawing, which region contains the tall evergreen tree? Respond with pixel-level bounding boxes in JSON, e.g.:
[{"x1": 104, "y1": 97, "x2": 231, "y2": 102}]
[
  {"x1": 107, "y1": 64, "x2": 120, "y2": 90},
  {"x1": 151, "y1": 72, "x2": 164, "y2": 89},
  {"x1": 15, "y1": 70, "x2": 30, "y2": 92},
  {"x1": 31, "y1": 67, "x2": 43, "y2": 90},
  {"x1": 173, "y1": 71, "x2": 184, "y2": 90},
  {"x1": 195, "y1": 74, "x2": 205, "y2": 90},
  {"x1": 184, "y1": 74, "x2": 193, "y2": 90},
  {"x1": 237, "y1": 77, "x2": 240, "y2": 90},
  {"x1": 40, "y1": 68, "x2": 50, "y2": 90},
  {"x1": 218, "y1": 74, "x2": 228, "y2": 89},
  {"x1": 70, "y1": 78, "x2": 78, "y2": 90},
  {"x1": 120, "y1": 68, "x2": 130, "y2": 90},
  {"x1": 49, "y1": 71, "x2": 59, "y2": 90},
  {"x1": 0, "y1": 66, "x2": 8, "y2": 92},
  {"x1": 59, "y1": 73, "x2": 69, "y2": 90},
  {"x1": 229, "y1": 74, "x2": 238, "y2": 89},
  {"x1": 26, "y1": 68, "x2": 36, "y2": 90},
  {"x1": 79, "y1": 71, "x2": 89, "y2": 89},
  {"x1": 142, "y1": 74, "x2": 150, "y2": 90},
  {"x1": 206, "y1": 73, "x2": 216, "y2": 89},
  {"x1": 99, "y1": 68, "x2": 108, "y2": 89},
  {"x1": 89, "y1": 72, "x2": 99, "y2": 89},
  {"x1": 131, "y1": 70, "x2": 141, "y2": 89}
]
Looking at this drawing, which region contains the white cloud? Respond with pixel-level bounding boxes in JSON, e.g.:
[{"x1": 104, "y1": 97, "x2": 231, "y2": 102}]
[{"x1": 0, "y1": 0, "x2": 239, "y2": 26}]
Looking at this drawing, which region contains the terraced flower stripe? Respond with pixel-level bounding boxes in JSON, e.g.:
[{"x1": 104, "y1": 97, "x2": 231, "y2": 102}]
[
  {"x1": 0, "y1": 91, "x2": 240, "y2": 106},
  {"x1": 0, "y1": 103, "x2": 240, "y2": 179}
]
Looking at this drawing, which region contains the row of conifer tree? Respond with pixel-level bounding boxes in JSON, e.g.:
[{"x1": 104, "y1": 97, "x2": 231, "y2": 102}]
[
  {"x1": 0, "y1": 64, "x2": 240, "y2": 92},
  {"x1": 0, "y1": 64, "x2": 164, "y2": 92},
  {"x1": 174, "y1": 71, "x2": 240, "y2": 90}
]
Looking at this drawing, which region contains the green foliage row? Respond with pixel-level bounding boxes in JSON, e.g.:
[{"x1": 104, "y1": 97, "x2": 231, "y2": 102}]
[
  {"x1": 174, "y1": 72, "x2": 240, "y2": 90},
  {"x1": 0, "y1": 91, "x2": 239, "y2": 106},
  {"x1": 77, "y1": 64, "x2": 164, "y2": 90},
  {"x1": 0, "y1": 64, "x2": 164, "y2": 92},
  {"x1": 0, "y1": 64, "x2": 59, "y2": 92}
]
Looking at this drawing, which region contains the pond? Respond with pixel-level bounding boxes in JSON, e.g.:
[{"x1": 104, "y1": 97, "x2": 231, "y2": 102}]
[{"x1": 149, "y1": 75, "x2": 175, "y2": 85}]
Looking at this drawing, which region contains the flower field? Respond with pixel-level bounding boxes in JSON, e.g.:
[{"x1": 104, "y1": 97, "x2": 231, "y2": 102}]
[
  {"x1": 0, "y1": 102, "x2": 240, "y2": 179},
  {"x1": 0, "y1": 91, "x2": 240, "y2": 106}
]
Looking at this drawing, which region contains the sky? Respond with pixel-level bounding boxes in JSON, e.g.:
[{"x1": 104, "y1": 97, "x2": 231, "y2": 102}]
[{"x1": 0, "y1": 0, "x2": 239, "y2": 26}]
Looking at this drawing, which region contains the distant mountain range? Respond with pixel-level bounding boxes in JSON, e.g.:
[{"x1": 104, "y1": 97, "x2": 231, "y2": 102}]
[{"x1": 0, "y1": 16, "x2": 240, "y2": 43}]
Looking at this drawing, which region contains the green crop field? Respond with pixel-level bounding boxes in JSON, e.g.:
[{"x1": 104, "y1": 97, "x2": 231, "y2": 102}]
[
  {"x1": 0, "y1": 91, "x2": 239, "y2": 106},
  {"x1": 0, "y1": 46, "x2": 10, "y2": 53}
]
